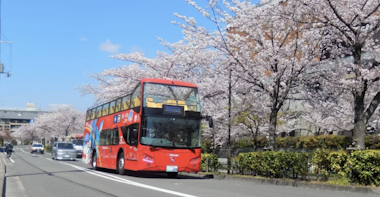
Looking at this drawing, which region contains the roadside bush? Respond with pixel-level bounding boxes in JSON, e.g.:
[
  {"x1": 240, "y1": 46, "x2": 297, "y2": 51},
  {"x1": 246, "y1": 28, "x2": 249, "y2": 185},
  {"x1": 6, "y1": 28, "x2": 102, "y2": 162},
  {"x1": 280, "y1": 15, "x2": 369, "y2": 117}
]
[
  {"x1": 237, "y1": 151, "x2": 311, "y2": 178},
  {"x1": 11, "y1": 140, "x2": 17, "y2": 146},
  {"x1": 348, "y1": 150, "x2": 380, "y2": 186},
  {"x1": 311, "y1": 149, "x2": 330, "y2": 180},
  {"x1": 233, "y1": 137, "x2": 268, "y2": 149},
  {"x1": 327, "y1": 150, "x2": 349, "y2": 178},
  {"x1": 365, "y1": 135, "x2": 380, "y2": 149},
  {"x1": 44, "y1": 144, "x2": 52, "y2": 153},
  {"x1": 201, "y1": 138, "x2": 212, "y2": 153},
  {"x1": 232, "y1": 135, "x2": 353, "y2": 150},
  {"x1": 201, "y1": 153, "x2": 219, "y2": 172}
]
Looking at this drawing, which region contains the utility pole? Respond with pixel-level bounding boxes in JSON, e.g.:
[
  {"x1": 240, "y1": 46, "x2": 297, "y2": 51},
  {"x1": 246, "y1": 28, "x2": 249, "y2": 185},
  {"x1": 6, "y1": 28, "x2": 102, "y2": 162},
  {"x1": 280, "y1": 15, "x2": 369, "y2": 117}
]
[{"x1": 227, "y1": 68, "x2": 232, "y2": 174}]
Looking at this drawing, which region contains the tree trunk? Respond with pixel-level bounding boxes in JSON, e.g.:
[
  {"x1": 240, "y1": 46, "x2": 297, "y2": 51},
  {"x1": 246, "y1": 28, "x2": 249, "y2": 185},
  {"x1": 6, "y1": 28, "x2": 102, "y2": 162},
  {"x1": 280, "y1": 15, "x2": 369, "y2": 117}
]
[
  {"x1": 254, "y1": 125, "x2": 259, "y2": 151},
  {"x1": 353, "y1": 90, "x2": 366, "y2": 150},
  {"x1": 268, "y1": 109, "x2": 278, "y2": 151},
  {"x1": 227, "y1": 69, "x2": 232, "y2": 174}
]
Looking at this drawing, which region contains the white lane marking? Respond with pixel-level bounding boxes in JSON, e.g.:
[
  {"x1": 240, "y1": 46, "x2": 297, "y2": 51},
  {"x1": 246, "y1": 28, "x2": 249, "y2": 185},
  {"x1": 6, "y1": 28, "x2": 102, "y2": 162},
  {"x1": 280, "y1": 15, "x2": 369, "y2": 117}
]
[
  {"x1": 37, "y1": 155, "x2": 43, "y2": 158},
  {"x1": 9, "y1": 157, "x2": 15, "y2": 163},
  {"x1": 60, "y1": 162, "x2": 198, "y2": 197},
  {"x1": 46, "y1": 158, "x2": 52, "y2": 161},
  {"x1": 20, "y1": 148, "x2": 28, "y2": 154}
]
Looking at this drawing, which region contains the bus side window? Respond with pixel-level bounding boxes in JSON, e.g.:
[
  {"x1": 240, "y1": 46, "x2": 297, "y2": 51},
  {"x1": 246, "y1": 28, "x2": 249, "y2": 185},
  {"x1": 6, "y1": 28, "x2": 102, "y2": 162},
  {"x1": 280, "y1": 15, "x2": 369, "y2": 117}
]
[
  {"x1": 115, "y1": 98, "x2": 121, "y2": 113},
  {"x1": 110, "y1": 101, "x2": 116, "y2": 114},
  {"x1": 122, "y1": 96, "x2": 130, "y2": 111},
  {"x1": 96, "y1": 106, "x2": 102, "y2": 118},
  {"x1": 107, "y1": 130, "x2": 112, "y2": 145},
  {"x1": 86, "y1": 110, "x2": 91, "y2": 121},
  {"x1": 121, "y1": 124, "x2": 138, "y2": 146},
  {"x1": 91, "y1": 108, "x2": 96, "y2": 120},
  {"x1": 113, "y1": 128, "x2": 119, "y2": 145},
  {"x1": 102, "y1": 103, "x2": 109, "y2": 116},
  {"x1": 130, "y1": 84, "x2": 141, "y2": 113},
  {"x1": 100, "y1": 130, "x2": 107, "y2": 146}
]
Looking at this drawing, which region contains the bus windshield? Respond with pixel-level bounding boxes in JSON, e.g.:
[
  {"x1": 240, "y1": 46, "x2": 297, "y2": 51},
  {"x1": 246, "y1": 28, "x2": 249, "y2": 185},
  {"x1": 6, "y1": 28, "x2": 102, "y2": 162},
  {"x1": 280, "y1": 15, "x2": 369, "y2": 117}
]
[
  {"x1": 143, "y1": 83, "x2": 200, "y2": 112},
  {"x1": 140, "y1": 116, "x2": 201, "y2": 148}
]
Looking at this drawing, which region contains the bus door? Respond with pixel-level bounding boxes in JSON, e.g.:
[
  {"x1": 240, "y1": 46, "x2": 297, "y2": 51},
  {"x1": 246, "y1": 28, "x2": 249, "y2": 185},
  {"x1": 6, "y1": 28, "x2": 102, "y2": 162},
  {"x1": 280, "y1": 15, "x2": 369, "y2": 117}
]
[
  {"x1": 121, "y1": 124, "x2": 139, "y2": 171},
  {"x1": 101, "y1": 128, "x2": 118, "y2": 169},
  {"x1": 109, "y1": 128, "x2": 120, "y2": 169},
  {"x1": 99, "y1": 129, "x2": 109, "y2": 168}
]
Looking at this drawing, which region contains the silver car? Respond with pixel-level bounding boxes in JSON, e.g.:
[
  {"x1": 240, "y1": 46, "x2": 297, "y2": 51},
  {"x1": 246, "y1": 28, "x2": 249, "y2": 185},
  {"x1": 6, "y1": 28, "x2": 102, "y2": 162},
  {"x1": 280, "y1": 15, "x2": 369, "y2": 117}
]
[{"x1": 51, "y1": 142, "x2": 76, "y2": 161}]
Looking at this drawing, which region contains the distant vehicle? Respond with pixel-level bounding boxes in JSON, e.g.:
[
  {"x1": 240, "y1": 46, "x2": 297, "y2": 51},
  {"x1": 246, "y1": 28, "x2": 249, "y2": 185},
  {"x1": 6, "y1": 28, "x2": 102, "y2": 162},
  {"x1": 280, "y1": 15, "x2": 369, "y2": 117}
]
[
  {"x1": 65, "y1": 133, "x2": 84, "y2": 142},
  {"x1": 51, "y1": 142, "x2": 76, "y2": 161},
  {"x1": 31, "y1": 143, "x2": 44, "y2": 154},
  {"x1": 83, "y1": 78, "x2": 213, "y2": 177},
  {"x1": 71, "y1": 139, "x2": 83, "y2": 158}
]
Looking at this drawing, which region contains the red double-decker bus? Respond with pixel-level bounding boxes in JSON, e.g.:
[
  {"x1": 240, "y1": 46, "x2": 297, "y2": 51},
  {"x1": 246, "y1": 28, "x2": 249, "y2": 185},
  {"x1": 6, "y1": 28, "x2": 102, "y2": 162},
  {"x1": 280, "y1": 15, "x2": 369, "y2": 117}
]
[{"x1": 83, "y1": 78, "x2": 212, "y2": 177}]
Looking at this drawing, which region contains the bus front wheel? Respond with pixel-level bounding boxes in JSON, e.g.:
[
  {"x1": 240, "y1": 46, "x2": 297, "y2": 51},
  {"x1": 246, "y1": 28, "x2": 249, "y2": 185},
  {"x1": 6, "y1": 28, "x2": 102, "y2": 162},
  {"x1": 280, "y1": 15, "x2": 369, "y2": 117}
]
[{"x1": 117, "y1": 152, "x2": 125, "y2": 175}]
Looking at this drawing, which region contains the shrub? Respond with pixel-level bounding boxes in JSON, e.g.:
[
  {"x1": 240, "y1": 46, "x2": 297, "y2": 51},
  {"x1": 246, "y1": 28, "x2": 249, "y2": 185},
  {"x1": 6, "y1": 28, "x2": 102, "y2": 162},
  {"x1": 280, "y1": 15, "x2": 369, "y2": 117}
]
[
  {"x1": 201, "y1": 138, "x2": 212, "y2": 153},
  {"x1": 201, "y1": 153, "x2": 219, "y2": 172},
  {"x1": 327, "y1": 150, "x2": 349, "y2": 178},
  {"x1": 365, "y1": 135, "x2": 380, "y2": 149},
  {"x1": 44, "y1": 145, "x2": 52, "y2": 153},
  {"x1": 348, "y1": 150, "x2": 380, "y2": 186},
  {"x1": 232, "y1": 135, "x2": 353, "y2": 150},
  {"x1": 311, "y1": 149, "x2": 330, "y2": 180},
  {"x1": 237, "y1": 151, "x2": 311, "y2": 178}
]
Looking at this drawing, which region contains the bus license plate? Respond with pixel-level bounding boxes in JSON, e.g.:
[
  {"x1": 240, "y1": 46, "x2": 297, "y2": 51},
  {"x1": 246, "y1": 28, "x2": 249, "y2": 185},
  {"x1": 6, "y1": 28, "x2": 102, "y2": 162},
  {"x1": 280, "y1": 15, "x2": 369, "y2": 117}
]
[
  {"x1": 166, "y1": 165, "x2": 178, "y2": 172},
  {"x1": 64, "y1": 155, "x2": 70, "y2": 157}
]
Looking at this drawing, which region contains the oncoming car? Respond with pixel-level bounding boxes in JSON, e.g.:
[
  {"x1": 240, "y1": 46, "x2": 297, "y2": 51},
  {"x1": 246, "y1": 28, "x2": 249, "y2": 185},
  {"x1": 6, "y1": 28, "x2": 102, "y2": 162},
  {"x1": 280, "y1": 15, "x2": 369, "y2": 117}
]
[
  {"x1": 51, "y1": 142, "x2": 76, "y2": 161},
  {"x1": 31, "y1": 143, "x2": 44, "y2": 154}
]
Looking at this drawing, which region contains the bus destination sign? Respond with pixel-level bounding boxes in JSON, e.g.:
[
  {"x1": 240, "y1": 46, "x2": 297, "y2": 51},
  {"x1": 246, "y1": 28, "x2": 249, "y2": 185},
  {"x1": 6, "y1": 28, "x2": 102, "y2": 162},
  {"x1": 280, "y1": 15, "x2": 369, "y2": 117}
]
[{"x1": 163, "y1": 105, "x2": 184, "y2": 115}]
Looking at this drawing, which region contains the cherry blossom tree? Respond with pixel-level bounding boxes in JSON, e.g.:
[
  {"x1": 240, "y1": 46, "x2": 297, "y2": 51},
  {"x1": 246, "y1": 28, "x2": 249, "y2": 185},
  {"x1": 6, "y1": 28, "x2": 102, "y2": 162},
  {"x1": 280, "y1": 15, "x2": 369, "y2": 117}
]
[
  {"x1": 13, "y1": 106, "x2": 85, "y2": 142},
  {"x1": 80, "y1": 0, "x2": 321, "y2": 155},
  {"x1": 219, "y1": 0, "x2": 321, "y2": 150},
  {"x1": 294, "y1": 0, "x2": 380, "y2": 149}
]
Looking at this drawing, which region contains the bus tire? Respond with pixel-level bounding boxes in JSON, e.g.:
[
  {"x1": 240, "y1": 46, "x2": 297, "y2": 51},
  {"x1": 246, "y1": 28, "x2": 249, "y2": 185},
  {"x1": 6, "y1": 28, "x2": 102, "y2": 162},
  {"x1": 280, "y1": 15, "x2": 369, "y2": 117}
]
[
  {"x1": 92, "y1": 151, "x2": 98, "y2": 170},
  {"x1": 167, "y1": 172, "x2": 178, "y2": 178},
  {"x1": 117, "y1": 152, "x2": 125, "y2": 175}
]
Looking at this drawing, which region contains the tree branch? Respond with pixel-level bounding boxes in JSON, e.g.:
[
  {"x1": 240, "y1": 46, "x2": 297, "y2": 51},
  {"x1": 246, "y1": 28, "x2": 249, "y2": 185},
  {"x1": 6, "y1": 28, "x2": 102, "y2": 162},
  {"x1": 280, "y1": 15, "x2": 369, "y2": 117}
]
[{"x1": 365, "y1": 91, "x2": 380, "y2": 122}]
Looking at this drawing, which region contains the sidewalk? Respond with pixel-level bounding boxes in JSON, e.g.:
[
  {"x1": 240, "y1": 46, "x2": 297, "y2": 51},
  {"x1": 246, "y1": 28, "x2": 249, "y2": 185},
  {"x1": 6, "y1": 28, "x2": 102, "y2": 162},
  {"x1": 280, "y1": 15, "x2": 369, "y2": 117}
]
[{"x1": 179, "y1": 171, "x2": 380, "y2": 195}]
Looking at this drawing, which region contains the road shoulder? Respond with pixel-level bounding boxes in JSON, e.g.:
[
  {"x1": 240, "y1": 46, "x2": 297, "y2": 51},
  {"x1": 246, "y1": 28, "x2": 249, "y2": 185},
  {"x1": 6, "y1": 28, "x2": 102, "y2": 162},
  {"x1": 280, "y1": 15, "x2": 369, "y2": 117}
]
[{"x1": 0, "y1": 148, "x2": 6, "y2": 197}]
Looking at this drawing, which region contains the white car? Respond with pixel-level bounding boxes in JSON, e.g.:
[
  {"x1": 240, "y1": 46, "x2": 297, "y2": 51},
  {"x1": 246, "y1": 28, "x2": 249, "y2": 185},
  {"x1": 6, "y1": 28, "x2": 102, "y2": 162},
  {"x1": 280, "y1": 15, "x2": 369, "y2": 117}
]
[
  {"x1": 71, "y1": 139, "x2": 83, "y2": 158},
  {"x1": 31, "y1": 143, "x2": 44, "y2": 154}
]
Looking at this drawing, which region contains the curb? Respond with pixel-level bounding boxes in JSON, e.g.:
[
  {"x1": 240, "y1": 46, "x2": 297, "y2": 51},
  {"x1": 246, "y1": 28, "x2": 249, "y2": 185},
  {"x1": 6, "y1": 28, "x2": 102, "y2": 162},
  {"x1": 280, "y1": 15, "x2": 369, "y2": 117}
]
[
  {"x1": 179, "y1": 172, "x2": 380, "y2": 195},
  {"x1": 0, "y1": 149, "x2": 5, "y2": 197}
]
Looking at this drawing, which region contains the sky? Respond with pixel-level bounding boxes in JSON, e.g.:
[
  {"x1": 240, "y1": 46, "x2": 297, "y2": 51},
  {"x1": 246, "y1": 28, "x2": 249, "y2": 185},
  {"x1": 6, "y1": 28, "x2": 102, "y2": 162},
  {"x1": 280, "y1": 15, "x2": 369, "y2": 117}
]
[{"x1": 0, "y1": 0, "x2": 260, "y2": 112}]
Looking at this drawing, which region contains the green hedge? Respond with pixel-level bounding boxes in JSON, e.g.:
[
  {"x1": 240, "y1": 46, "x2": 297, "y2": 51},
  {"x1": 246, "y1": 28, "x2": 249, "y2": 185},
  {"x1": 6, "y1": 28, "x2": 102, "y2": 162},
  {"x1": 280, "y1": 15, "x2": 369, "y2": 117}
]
[
  {"x1": 201, "y1": 153, "x2": 219, "y2": 172},
  {"x1": 230, "y1": 135, "x2": 380, "y2": 150},
  {"x1": 348, "y1": 150, "x2": 380, "y2": 186},
  {"x1": 44, "y1": 145, "x2": 52, "y2": 153},
  {"x1": 237, "y1": 151, "x2": 311, "y2": 178},
  {"x1": 236, "y1": 149, "x2": 380, "y2": 186}
]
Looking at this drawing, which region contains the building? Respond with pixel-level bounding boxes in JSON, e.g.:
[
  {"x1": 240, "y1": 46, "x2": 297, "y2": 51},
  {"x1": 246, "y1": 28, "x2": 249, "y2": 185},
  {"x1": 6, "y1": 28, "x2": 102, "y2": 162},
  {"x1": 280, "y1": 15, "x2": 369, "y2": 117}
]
[{"x1": 0, "y1": 103, "x2": 47, "y2": 137}]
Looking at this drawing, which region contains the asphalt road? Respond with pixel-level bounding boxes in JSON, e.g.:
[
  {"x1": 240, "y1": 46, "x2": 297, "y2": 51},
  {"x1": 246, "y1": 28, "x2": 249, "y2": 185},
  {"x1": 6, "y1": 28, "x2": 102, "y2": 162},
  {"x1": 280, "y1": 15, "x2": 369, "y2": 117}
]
[{"x1": 1, "y1": 146, "x2": 377, "y2": 197}]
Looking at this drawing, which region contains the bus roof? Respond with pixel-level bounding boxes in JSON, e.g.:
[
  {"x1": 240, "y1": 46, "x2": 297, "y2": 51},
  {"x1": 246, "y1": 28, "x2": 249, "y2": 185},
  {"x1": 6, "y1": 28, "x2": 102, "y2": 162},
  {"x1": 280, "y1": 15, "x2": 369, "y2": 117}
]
[
  {"x1": 86, "y1": 78, "x2": 198, "y2": 110},
  {"x1": 141, "y1": 78, "x2": 198, "y2": 88}
]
